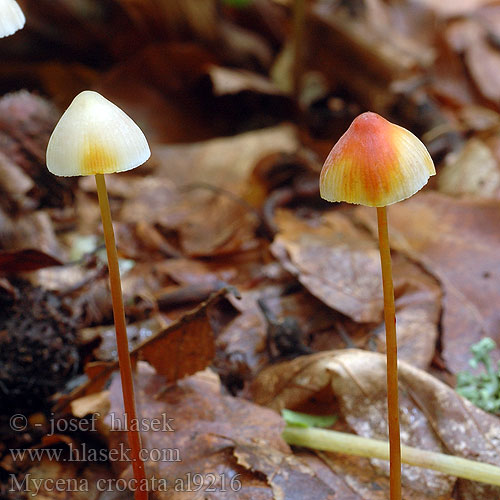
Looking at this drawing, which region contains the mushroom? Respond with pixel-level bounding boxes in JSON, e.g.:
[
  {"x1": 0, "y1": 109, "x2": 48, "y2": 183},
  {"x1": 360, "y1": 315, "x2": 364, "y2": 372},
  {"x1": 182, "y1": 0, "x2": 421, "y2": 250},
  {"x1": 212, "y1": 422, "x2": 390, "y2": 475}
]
[
  {"x1": 0, "y1": 0, "x2": 25, "y2": 38},
  {"x1": 319, "y1": 111, "x2": 435, "y2": 500},
  {"x1": 46, "y1": 90, "x2": 150, "y2": 499}
]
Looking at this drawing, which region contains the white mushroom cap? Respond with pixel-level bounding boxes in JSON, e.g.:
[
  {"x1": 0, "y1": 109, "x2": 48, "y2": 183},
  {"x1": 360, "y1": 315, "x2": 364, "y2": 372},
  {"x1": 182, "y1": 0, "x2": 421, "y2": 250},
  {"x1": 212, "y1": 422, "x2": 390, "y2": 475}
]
[
  {"x1": 0, "y1": 0, "x2": 25, "y2": 38},
  {"x1": 46, "y1": 91, "x2": 151, "y2": 177}
]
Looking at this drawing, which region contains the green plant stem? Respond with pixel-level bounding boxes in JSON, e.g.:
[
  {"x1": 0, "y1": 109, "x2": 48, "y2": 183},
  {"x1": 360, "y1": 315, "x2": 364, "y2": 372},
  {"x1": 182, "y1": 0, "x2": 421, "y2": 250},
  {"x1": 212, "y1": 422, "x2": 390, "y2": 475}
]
[
  {"x1": 377, "y1": 206, "x2": 401, "y2": 500},
  {"x1": 283, "y1": 426, "x2": 500, "y2": 486},
  {"x1": 95, "y1": 173, "x2": 148, "y2": 500}
]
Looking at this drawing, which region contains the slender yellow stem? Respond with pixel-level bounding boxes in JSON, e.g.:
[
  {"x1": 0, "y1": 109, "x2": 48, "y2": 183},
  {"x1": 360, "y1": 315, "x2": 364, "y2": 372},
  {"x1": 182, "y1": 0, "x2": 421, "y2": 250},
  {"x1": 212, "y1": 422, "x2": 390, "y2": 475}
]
[
  {"x1": 95, "y1": 174, "x2": 148, "y2": 500},
  {"x1": 283, "y1": 426, "x2": 500, "y2": 487},
  {"x1": 377, "y1": 206, "x2": 401, "y2": 500}
]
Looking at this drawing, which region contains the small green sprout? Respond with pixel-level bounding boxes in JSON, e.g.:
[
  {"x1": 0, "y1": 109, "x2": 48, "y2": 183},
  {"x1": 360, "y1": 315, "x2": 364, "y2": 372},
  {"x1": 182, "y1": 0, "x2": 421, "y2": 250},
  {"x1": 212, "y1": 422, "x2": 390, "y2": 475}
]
[
  {"x1": 456, "y1": 337, "x2": 500, "y2": 414},
  {"x1": 282, "y1": 409, "x2": 337, "y2": 428}
]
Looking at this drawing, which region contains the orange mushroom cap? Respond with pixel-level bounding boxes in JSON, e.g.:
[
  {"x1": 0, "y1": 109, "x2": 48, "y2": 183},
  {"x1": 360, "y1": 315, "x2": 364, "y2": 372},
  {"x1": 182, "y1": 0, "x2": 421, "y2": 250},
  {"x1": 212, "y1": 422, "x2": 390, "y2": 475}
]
[{"x1": 319, "y1": 112, "x2": 435, "y2": 207}]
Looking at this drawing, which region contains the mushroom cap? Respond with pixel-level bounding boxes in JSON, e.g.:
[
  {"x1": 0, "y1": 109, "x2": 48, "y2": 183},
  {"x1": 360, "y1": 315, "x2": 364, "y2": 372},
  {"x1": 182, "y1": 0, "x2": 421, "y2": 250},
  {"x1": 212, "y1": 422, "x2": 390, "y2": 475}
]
[
  {"x1": 319, "y1": 112, "x2": 435, "y2": 207},
  {"x1": 46, "y1": 91, "x2": 151, "y2": 177},
  {"x1": 0, "y1": 0, "x2": 25, "y2": 38}
]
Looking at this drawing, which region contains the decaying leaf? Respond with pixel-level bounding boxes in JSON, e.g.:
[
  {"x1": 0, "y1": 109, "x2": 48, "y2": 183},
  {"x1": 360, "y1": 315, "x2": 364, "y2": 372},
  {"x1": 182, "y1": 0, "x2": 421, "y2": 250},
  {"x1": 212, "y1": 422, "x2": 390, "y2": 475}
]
[
  {"x1": 54, "y1": 289, "x2": 228, "y2": 412},
  {"x1": 86, "y1": 363, "x2": 337, "y2": 499},
  {"x1": 152, "y1": 124, "x2": 299, "y2": 195},
  {"x1": 253, "y1": 349, "x2": 500, "y2": 499},
  {"x1": 270, "y1": 209, "x2": 441, "y2": 368},
  {"x1": 0, "y1": 249, "x2": 63, "y2": 274},
  {"x1": 379, "y1": 254, "x2": 441, "y2": 369},
  {"x1": 208, "y1": 65, "x2": 285, "y2": 96},
  {"x1": 438, "y1": 138, "x2": 500, "y2": 199},
  {"x1": 0, "y1": 211, "x2": 64, "y2": 260},
  {"x1": 356, "y1": 191, "x2": 500, "y2": 373},
  {"x1": 233, "y1": 441, "x2": 336, "y2": 500},
  {"x1": 78, "y1": 315, "x2": 168, "y2": 361},
  {"x1": 271, "y1": 210, "x2": 384, "y2": 323}
]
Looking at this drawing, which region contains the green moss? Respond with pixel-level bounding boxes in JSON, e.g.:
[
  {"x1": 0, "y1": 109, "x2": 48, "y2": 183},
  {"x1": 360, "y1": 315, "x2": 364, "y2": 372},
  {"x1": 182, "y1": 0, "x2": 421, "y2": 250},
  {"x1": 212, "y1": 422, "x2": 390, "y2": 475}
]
[{"x1": 456, "y1": 337, "x2": 500, "y2": 414}]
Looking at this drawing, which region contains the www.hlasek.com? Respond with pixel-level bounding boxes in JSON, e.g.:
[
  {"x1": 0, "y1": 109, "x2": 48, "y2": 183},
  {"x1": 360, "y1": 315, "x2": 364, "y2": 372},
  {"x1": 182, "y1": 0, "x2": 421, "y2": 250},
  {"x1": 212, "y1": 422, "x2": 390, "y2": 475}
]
[
  {"x1": 10, "y1": 443, "x2": 181, "y2": 463},
  {"x1": 10, "y1": 473, "x2": 243, "y2": 496}
]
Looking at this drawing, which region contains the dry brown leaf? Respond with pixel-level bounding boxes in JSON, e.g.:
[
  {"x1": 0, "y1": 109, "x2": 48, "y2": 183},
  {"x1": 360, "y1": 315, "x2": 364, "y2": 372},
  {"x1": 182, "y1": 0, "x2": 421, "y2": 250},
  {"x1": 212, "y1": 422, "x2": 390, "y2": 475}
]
[
  {"x1": 208, "y1": 65, "x2": 284, "y2": 96},
  {"x1": 416, "y1": 0, "x2": 497, "y2": 18},
  {"x1": 78, "y1": 316, "x2": 167, "y2": 361},
  {"x1": 54, "y1": 290, "x2": 227, "y2": 412},
  {"x1": 459, "y1": 105, "x2": 500, "y2": 132},
  {"x1": 233, "y1": 441, "x2": 336, "y2": 500},
  {"x1": 271, "y1": 209, "x2": 441, "y2": 368},
  {"x1": 382, "y1": 255, "x2": 441, "y2": 369},
  {"x1": 465, "y1": 34, "x2": 500, "y2": 105},
  {"x1": 0, "y1": 91, "x2": 74, "y2": 207},
  {"x1": 0, "y1": 211, "x2": 64, "y2": 260},
  {"x1": 443, "y1": 18, "x2": 500, "y2": 106},
  {"x1": 431, "y1": 31, "x2": 478, "y2": 107},
  {"x1": 152, "y1": 124, "x2": 298, "y2": 195},
  {"x1": 438, "y1": 139, "x2": 500, "y2": 199},
  {"x1": 253, "y1": 349, "x2": 500, "y2": 499},
  {"x1": 117, "y1": 126, "x2": 299, "y2": 257},
  {"x1": 121, "y1": 182, "x2": 259, "y2": 257},
  {"x1": 92, "y1": 363, "x2": 337, "y2": 499},
  {"x1": 0, "y1": 151, "x2": 35, "y2": 212},
  {"x1": 112, "y1": 128, "x2": 297, "y2": 258},
  {"x1": 0, "y1": 249, "x2": 63, "y2": 274},
  {"x1": 177, "y1": 193, "x2": 260, "y2": 257},
  {"x1": 356, "y1": 191, "x2": 500, "y2": 373},
  {"x1": 271, "y1": 210, "x2": 384, "y2": 323},
  {"x1": 137, "y1": 313, "x2": 214, "y2": 381}
]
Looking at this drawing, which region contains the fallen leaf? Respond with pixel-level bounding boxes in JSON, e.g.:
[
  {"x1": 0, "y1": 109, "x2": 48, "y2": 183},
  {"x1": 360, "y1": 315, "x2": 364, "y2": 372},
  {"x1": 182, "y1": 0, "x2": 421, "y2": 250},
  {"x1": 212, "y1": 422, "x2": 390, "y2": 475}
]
[
  {"x1": 415, "y1": 0, "x2": 496, "y2": 18},
  {"x1": 0, "y1": 151, "x2": 35, "y2": 212},
  {"x1": 0, "y1": 211, "x2": 64, "y2": 260},
  {"x1": 137, "y1": 311, "x2": 214, "y2": 381},
  {"x1": 55, "y1": 289, "x2": 229, "y2": 411},
  {"x1": 208, "y1": 65, "x2": 284, "y2": 96},
  {"x1": 0, "y1": 91, "x2": 74, "y2": 208},
  {"x1": 271, "y1": 210, "x2": 384, "y2": 323},
  {"x1": 152, "y1": 124, "x2": 299, "y2": 195},
  {"x1": 356, "y1": 191, "x2": 500, "y2": 373},
  {"x1": 0, "y1": 249, "x2": 63, "y2": 274},
  {"x1": 233, "y1": 441, "x2": 336, "y2": 500},
  {"x1": 78, "y1": 316, "x2": 168, "y2": 361},
  {"x1": 271, "y1": 209, "x2": 441, "y2": 368},
  {"x1": 438, "y1": 139, "x2": 500, "y2": 199},
  {"x1": 253, "y1": 349, "x2": 500, "y2": 499},
  {"x1": 464, "y1": 31, "x2": 500, "y2": 104},
  {"x1": 89, "y1": 362, "x2": 337, "y2": 499},
  {"x1": 368, "y1": 254, "x2": 441, "y2": 369}
]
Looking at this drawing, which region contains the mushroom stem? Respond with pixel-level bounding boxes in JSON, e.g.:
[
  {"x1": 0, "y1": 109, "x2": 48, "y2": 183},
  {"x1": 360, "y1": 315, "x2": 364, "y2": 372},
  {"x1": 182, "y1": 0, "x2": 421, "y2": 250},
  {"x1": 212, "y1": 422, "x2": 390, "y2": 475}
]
[
  {"x1": 376, "y1": 206, "x2": 401, "y2": 500},
  {"x1": 95, "y1": 173, "x2": 148, "y2": 500},
  {"x1": 283, "y1": 426, "x2": 500, "y2": 487}
]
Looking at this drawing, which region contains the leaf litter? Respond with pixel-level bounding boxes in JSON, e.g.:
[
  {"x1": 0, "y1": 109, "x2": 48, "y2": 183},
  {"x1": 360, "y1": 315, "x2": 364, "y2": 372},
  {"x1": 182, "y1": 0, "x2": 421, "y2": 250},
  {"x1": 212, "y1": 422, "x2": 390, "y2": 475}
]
[{"x1": 2, "y1": 0, "x2": 500, "y2": 499}]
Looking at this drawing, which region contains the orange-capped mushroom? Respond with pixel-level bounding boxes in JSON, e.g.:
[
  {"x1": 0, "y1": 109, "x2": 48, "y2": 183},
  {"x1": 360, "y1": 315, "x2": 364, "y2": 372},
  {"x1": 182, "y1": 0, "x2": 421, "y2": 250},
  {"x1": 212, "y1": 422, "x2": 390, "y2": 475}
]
[
  {"x1": 319, "y1": 111, "x2": 436, "y2": 500},
  {"x1": 320, "y1": 112, "x2": 435, "y2": 207}
]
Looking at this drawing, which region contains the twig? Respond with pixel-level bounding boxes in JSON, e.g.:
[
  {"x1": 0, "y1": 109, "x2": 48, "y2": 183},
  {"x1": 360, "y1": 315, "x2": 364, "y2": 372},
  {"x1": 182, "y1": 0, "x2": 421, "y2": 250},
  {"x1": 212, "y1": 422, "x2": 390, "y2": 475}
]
[{"x1": 283, "y1": 426, "x2": 500, "y2": 487}]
